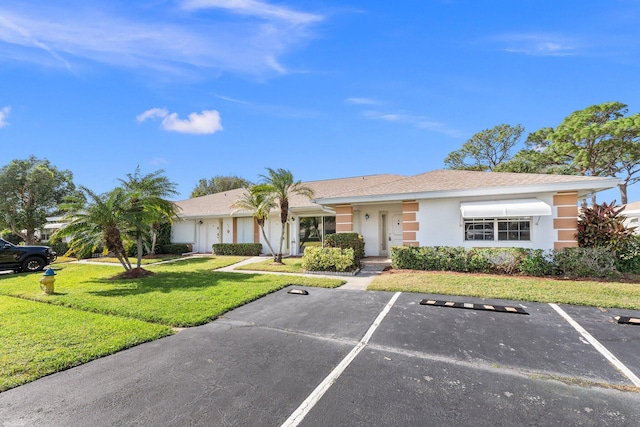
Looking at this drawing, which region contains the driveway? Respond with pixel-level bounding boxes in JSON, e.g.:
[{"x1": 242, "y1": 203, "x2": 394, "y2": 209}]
[{"x1": 1, "y1": 288, "x2": 639, "y2": 426}]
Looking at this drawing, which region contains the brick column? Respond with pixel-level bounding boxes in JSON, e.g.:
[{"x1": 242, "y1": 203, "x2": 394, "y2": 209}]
[
  {"x1": 336, "y1": 205, "x2": 353, "y2": 233},
  {"x1": 254, "y1": 218, "x2": 260, "y2": 243},
  {"x1": 402, "y1": 201, "x2": 420, "y2": 247},
  {"x1": 553, "y1": 192, "x2": 578, "y2": 249},
  {"x1": 232, "y1": 217, "x2": 238, "y2": 244}
]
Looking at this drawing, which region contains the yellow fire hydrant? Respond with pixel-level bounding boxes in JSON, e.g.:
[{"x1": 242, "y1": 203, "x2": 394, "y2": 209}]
[{"x1": 39, "y1": 268, "x2": 56, "y2": 295}]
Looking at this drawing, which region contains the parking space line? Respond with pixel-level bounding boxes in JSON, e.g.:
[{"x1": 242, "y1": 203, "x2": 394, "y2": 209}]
[
  {"x1": 549, "y1": 303, "x2": 640, "y2": 387},
  {"x1": 281, "y1": 292, "x2": 402, "y2": 427}
]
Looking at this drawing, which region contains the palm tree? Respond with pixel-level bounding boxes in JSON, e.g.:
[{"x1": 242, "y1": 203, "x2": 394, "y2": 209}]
[
  {"x1": 256, "y1": 168, "x2": 314, "y2": 263},
  {"x1": 231, "y1": 186, "x2": 277, "y2": 257},
  {"x1": 118, "y1": 167, "x2": 179, "y2": 269},
  {"x1": 56, "y1": 187, "x2": 133, "y2": 271}
]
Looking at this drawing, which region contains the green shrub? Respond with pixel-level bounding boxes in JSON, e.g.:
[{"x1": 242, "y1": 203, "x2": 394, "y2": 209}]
[
  {"x1": 614, "y1": 235, "x2": 640, "y2": 274},
  {"x1": 324, "y1": 233, "x2": 365, "y2": 266},
  {"x1": 47, "y1": 241, "x2": 69, "y2": 256},
  {"x1": 517, "y1": 249, "x2": 554, "y2": 276},
  {"x1": 302, "y1": 246, "x2": 356, "y2": 272},
  {"x1": 158, "y1": 244, "x2": 190, "y2": 255},
  {"x1": 392, "y1": 245, "x2": 619, "y2": 279},
  {"x1": 552, "y1": 247, "x2": 618, "y2": 278},
  {"x1": 0, "y1": 229, "x2": 23, "y2": 245},
  {"x1": 212, "y1": 243, "x2": 262, "y2": 256}
]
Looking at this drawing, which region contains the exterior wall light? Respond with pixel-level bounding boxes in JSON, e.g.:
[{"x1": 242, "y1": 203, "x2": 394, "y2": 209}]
[{"x1": 365, "y1": 213, "x2": 370, "y2": 220}]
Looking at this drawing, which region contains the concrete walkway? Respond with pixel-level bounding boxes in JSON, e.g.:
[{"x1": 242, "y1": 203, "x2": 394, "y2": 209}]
[{"x1": 216, "y1": 256, "x2": 389, "y2": 290}]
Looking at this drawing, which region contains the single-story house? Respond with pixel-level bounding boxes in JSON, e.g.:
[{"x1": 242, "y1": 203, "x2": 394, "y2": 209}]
[
  {"x1": 621, "y1": 201, "x2": 640, "y2": 231},
  {"x1": 171, "y1": 170, "x2": 619, "y2": 257}
]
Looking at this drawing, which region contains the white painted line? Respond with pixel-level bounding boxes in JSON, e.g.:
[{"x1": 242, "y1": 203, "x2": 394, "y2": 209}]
[
  {"x1": 281, "y1": 292, "x2": 402, "y2": 427},
  {"x1": 549, "y1": 303, "x2": 640, "y2": 387}
]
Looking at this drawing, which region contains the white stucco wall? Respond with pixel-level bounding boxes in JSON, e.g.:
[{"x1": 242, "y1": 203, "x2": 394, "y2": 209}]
[
  {"x1": 172, "y1": 220, "x2": 195, "y2": 246},
  {"x1": 415, "y1": 193, "x2": 557, "y2": 250},
  {"x1": 352, "y1": 203, "x2": 403, "y2": 256}
]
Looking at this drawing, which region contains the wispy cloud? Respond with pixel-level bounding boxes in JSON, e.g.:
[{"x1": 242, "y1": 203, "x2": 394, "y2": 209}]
[
  {"x1": 150, "y1": 157, "x2": 169, "y2": 166},
  {"x1": 137, "y1": 108, "x2": 223, "y2": 135},
  {"x1": 490, "y1": 33, "x2": 576, "y2": 56},
  {"x1": 182, "y1": 0, "x2": 323, "y2": 25},
  {"x1": 0, "y1": 106, "x2": 10, "y2": 127},
  {"x1": 345, "y1": 97, "x2": 379, "y2": 105},
  {"x1": 362, "y1": 110, "x2": 463, "y2": 138},
  {"x1": 0, "y1": 1, "x2": 324, "y2": 78}
]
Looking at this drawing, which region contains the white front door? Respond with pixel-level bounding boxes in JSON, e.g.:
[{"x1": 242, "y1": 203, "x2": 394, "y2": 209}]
[{"x1": 390, "y1": 212, "x2": 403, "y2": 249}]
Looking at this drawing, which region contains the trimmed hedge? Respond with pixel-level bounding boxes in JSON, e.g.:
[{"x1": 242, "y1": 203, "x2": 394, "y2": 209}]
[
  {"x1": 158, "y1": 244, "x2": 190, "y2": 255},
  {"x1": 213, "y1": 243, "x2": 262, "y2": 256},
  {"x1": 391, "y1": 246, "x2": 619, "y2": 279},
  {"x1": 302, "y1": 246, "x2": 356, "y2": 272},
  {"x1": 324, "y1": 233, "x2": 365, "y2": 267}
]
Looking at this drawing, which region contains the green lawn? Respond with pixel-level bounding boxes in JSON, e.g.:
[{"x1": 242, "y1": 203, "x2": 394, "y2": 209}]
[
  {"x1": 0, "y1": 295, "x2": 172, "y2": 392},
  {"x1": 235, "y1": 257, "x2": 305, "y2": 273},
  {"x1": 369, "y1": 271, "x2": 640, "y2": 310},
  {"x1": 0, "y1": 257, "x2": 344, "y2": 327},
  {"x1": 78, "y1": 255, "x2": 184, "y2": 265},
  {"x1": 0, "y1": 256, "x2": 344, "y2": 392}
]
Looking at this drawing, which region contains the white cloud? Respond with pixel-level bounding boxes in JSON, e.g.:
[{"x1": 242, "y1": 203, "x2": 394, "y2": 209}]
[
  {"x1": 150, "y1": 157, "x2": 168, "y2": 166},
  {"x1": 181, "y1": 0, "x2": 323, "y2": 25},
  {"x1": 0, "y1": 106, "x2": 10, "y2": 127},
  {"x1": 137, "y1": 108, "x2": 223, "y2": 135},
  {"x1": 362, "y1": 110, "x2": 463, "y2": 138},
  {"x1": 345, "y1": 97, "x2": 379, "y2": 105},
  {"x1": 0, "y1": 106, "x2": 10, "y2": 126},
  {"x1": 136, "y1": 108, "x2": 168, "y2": 123},
  {"x1": 490, "y1": 33, "x2": 576, "y2": 56},
  {"x1": 0, "y1": 1, "x2": 325, "y2": 77}
]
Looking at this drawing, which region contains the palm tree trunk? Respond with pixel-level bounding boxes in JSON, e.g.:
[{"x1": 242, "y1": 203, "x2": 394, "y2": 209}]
[
  {"x1": 276, "y1": 221, "x2": 285, "y2": 263},
  {"x1": 137, "y1": 232, "x2": 143, "y2": 269},
  {"x1": 260, "y1": 225, "x2": 276, "y2": 257}
]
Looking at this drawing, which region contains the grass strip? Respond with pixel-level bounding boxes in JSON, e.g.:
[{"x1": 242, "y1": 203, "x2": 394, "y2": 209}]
[
  {"x1": 368, "y1": 271, "x2": 640, "y2": 310},
  {"x1": 0, "y1": 295, "x2": 172, "y2": 392},
  {"x1": 234, "y1": 257, "x2": 305, "y2": 273}
]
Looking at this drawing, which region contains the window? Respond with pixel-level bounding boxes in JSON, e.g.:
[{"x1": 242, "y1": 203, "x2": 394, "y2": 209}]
[
  {"x1": 299, "y1": 216, "x2": 336, "y2": 252},
  {"x1": 497, "y1": 218, "x2": 530, "y2": 241},
  {"x1": 464, "y1": 219, "x2": 494, "y2": 241},
  {"x1": 464, "y1": 218, "x2": 531, "y2": 241}
]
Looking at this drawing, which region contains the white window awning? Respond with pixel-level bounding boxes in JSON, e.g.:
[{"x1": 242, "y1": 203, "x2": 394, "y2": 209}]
[{"x1": 460, "y1": 199, "x2": 552, "y2": 218}]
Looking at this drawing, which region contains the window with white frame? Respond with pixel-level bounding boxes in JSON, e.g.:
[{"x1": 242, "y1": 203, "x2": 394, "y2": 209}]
[{"x1": 464, "y1": 217, "x2": 531, "y2": 241}]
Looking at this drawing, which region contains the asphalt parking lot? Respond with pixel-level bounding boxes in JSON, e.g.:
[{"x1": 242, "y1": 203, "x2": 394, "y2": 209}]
[{"x1": 1, "y1": 287, "x2": 639, "y2": 426}]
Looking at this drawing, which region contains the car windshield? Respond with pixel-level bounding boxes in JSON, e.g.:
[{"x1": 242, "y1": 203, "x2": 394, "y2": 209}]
[{"x1": 0, "y1": 238, "x2": 16, "y2": 248}]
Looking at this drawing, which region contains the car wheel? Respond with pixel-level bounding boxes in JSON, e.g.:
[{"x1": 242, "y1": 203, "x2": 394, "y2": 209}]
[{"x1": 21, "y1": 257, "x2": 45, "y2": 272}]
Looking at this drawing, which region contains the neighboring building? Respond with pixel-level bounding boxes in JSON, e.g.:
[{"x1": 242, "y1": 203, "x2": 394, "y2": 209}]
[
  {"x1": 621, "y1": 201, "x2": 640, "y2": 231},
  {"x1": 172, "y1": 170, "x2": 619, "y2": 257}
]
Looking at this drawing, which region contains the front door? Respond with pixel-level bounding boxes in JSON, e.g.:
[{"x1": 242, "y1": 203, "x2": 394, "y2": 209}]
[{"x1": 390, "y1": 212, "x2": 403, "y2": 248}]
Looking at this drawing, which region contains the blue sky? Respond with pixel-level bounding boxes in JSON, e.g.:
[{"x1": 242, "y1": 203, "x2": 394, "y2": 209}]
[{"x1": 1, "y1": 0, "x2": 639, "y2": 201}]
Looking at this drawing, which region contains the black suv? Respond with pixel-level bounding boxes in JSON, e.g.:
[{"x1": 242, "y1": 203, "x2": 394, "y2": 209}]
[{"x1": 0, "y1": 238, "x2": 57, "y2": 272}]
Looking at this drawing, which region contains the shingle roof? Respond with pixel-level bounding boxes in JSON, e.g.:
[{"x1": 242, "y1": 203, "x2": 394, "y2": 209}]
[
  {"x1": 174, "y1": 170, "x2": 618, "y2": 218},
  {"x1": 174, "y1": 174, "x2": 404, "y2": 218},
  {"x1": 316, "y1": 169, "x2": 617, "y2": 200}
]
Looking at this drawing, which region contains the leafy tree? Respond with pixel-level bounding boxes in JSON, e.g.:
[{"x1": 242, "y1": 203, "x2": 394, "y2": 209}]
[
  {"x1": 191, "y1": 175, "x2": 251, "y2": 198},
  {"x1": 56, "y1": 187, "x2": 133, "y2": 270},
  {"x1": 231, "y1": 186, "x2": 277, "y2": 257},
  {"x1": 0, "y1": 156, "x2": 76, "y2": 244},
  {"x1": 118, "y1": 168, "x2": 179, "y2": 269},
  {"x1": 539, "y1": 102, "x2": 627, "y2": 178},
  {"x1": 255, "y1": 168, "x2": 314, "y2": 263},
  {"x1": 603, "y1": 113, "x2": 640, "y2": 204},
  {"x1": 444, "y1": 124, "x2": 524, "y2": 171}
]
